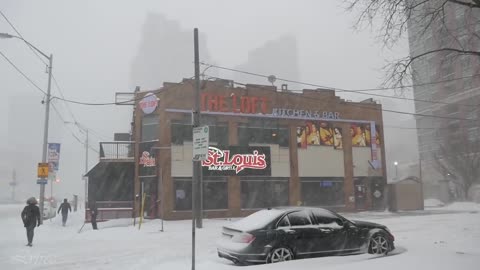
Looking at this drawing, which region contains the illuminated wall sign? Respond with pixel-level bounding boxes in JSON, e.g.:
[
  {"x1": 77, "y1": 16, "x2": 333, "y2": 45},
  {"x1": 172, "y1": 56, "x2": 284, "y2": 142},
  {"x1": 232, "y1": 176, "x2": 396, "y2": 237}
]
[
  {"x1": 201, "y1": 93, "x2": 269, "y2": 114},
  {"x1": 138, "y1": 141, "x2": 157, "y2": 177},
  {"x1": 202, "y1": 146, "x2": 271, "y2": 176},
  {"x1": 139, "y1": 93, "x2": 159, "y2": 114},
  {"x1": 272, "y1": 108, "x2": 340, "y2": 120}
]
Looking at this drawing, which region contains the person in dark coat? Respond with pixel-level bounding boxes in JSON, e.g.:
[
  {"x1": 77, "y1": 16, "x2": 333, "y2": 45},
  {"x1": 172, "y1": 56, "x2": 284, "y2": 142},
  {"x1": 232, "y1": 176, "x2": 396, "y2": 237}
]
[
  {"x1": 21, "y1": 197, "x2": 41, "y2": 247},
  {"x1": 57, "y1": 198, "x2": 72, "y2": 226},
  {"x1": 90, "y1": 201, "x2": 98, "y2": 230}
]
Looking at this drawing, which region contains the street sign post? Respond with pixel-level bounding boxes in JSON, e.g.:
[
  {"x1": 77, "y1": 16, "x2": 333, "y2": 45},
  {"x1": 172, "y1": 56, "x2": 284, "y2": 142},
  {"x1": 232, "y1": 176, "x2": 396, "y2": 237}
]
[
  {"x1": 37, "y1": 179, "x2": 48, "y2": 185},
  {"x1": 37, "y1": 163, "x2": 49, "y2": 179},
  {"x1": 193, "y1": 126, "x2": 209, "y2": 161}
]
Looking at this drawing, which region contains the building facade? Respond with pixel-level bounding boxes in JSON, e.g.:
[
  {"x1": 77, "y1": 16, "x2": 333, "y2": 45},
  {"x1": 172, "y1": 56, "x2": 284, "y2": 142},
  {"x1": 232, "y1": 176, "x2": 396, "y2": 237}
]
[
  {"x1": 132, "y1": 79, "x2": 387, "y2": 220},
  {"x1": 408, "y1": 1, "x2": 480, "y2": 185}
]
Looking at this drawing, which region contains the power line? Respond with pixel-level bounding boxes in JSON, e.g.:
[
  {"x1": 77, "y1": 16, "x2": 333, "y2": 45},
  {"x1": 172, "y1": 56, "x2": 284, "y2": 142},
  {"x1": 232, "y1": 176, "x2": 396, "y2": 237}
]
[
  {"x1": 86, "y1": 128, "x2": 110, "y2": 141},
  {"x1": 0, "y1": 10, "x2": 84, "y2": 131},
  {"x1": 51, "y1": 76, "x2": 195, "y2": 106},
  {"x1": 51, "y1": 103, "x2": 99, "y2": 153},
  {"x1": 221, "y1": 77, "x2": 479, "y2": 122},
  {"x1": 51, "y1": 74, "x2": 79, "y2": 122},
  {"x1": 0, "y1": 50, "x2": 47, "y2": 95},
  {"x1": 0, "y1": 9, "x2": 48, "y2": 66},
  {"x1": 201, "y1": 62, "x2": 480, "y2": 107}
]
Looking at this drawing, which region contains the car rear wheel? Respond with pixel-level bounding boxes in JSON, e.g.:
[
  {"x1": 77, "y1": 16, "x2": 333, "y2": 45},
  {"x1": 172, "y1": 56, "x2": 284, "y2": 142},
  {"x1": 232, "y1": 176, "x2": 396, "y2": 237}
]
[
  {"x1": 368, "y1": 233, "x2": 390, "y2": 255},
  {"x1": 267, "y1": 247, "x2": 294, "y2": 263}
]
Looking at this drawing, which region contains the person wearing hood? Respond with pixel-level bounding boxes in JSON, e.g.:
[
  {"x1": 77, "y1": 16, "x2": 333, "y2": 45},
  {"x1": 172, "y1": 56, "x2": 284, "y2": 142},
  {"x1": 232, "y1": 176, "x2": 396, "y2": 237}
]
[
  {"x1": 21, "y1": 197, "x2": 41, "y2": 247},
  {"x1": 57, "y1": 198, "x2": 72, "y2": 226}
]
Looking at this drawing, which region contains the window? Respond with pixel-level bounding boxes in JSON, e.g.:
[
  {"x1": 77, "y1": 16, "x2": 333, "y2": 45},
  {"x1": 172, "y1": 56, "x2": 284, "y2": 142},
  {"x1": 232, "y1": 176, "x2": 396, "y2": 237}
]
[
  {"x1": 171, "y1": 116, "x2": 228, "y2": 145},
  {"x1": 174, "y1": 177, "x2": 228, "y2": 210},
  {"x1": 141, "y1": 177, "x2": 157, "y2": 218},
  {"x1": 208, "y1": 125, "x2": 228, "y2": 146},
  {"x1": 203, "y1": 178, "x2": 228, "y2": 210},
  {"x1": 141, "y1": 115, "x2": 159, "y2": 141},
  {"x1": 287, "y1": 211, "x2": 311, "y2": 226},
  {"x1": 241, "y1": 177, "x2": 289, "y2": 209},
  {"x1": 277, "y1": 215, "x2": 290, "y2": 227},
  {"x1": 311, "y1": 209, "x2": 339, "y2": 225},
  {"x1": 238, "y1": 119, "x2": 289, "y2": 147},
  {"x1": 171, "y1": 121, "x2": 192, "y2": 145},
  {"x1": 301, "y1": 178, "x2": 344, "y2": 206},
  {"x1": 174, "y1": 178, "x2": 192, "y2": 211}
]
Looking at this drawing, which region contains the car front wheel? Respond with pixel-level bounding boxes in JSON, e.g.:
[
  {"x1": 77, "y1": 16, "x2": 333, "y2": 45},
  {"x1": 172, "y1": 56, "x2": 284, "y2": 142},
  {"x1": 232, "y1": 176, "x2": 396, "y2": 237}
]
[
  {"x1": 368, "y1": 233, "x2": 390, "y2": 255},
  {"x1": 267, "y1": 247, "x2": 294, "y2": 263}
]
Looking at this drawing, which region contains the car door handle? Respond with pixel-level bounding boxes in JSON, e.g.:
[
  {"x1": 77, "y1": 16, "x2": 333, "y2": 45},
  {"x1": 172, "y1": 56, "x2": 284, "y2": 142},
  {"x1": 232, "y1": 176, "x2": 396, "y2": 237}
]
[{"x1": 286, "y1": 230, "x2": 296, "y2": 235}]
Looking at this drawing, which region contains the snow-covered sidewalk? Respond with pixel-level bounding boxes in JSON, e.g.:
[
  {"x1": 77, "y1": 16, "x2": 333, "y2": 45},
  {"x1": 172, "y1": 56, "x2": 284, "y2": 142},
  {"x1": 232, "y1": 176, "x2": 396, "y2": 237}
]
[{"x1": 0, "y1": 203, "x2": 479, "y2": 270}]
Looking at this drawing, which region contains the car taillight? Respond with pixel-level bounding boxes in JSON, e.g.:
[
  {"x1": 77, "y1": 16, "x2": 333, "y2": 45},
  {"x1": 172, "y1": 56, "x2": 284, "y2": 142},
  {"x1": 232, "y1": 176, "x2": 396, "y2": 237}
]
[{"x1": 232, "y1": 233, "x2": 256, "y2": 243}]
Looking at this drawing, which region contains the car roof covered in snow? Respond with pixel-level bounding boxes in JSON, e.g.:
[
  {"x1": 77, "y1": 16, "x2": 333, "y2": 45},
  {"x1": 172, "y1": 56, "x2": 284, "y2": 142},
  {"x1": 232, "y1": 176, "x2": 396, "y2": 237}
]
[
  {"x1": 226, "y1": 207, "x2": 336, "y2": 232},
  {"x1": 227, "y1": 209, "x2": 286, "y2": 232}
]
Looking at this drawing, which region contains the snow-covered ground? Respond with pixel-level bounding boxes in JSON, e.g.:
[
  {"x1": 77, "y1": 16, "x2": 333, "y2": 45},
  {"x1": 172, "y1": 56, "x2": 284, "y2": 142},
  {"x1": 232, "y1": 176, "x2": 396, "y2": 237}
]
[{"x1": 0, "y1": 203, "x2": 479, "y2": 270}]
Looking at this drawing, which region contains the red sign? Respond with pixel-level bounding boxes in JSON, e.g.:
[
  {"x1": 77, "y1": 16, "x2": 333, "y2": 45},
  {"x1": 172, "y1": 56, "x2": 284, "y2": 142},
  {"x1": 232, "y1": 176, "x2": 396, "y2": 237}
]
[
  {"x1": 139, "y1": 151, "x2": 156, "y2": 167},
  {"x1": 201, "y1": 93, "x2": 269, "y2": 114},
  {"x1": 202, "y1": 146, "x2": 269, "y2": 175},
  {"x1": 139, "y1": 93, "x2": 158, "y2": 114}
]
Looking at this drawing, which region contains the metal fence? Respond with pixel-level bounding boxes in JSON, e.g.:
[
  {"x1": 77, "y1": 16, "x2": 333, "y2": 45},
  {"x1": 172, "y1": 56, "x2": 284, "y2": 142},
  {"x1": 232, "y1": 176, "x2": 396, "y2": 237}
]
[
  {"x1": 85, "y1": 201, "x2": 134, "y2": 222},
  {"x1": 99, "y1": 141, "x2": 134, "y2": 160}
]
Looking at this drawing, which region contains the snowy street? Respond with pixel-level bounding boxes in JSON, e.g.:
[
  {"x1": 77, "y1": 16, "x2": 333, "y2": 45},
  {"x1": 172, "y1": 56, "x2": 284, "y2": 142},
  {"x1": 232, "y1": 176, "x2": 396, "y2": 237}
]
[{"x1": 1, "y1": 203, "x2": 480, "y2": 270}]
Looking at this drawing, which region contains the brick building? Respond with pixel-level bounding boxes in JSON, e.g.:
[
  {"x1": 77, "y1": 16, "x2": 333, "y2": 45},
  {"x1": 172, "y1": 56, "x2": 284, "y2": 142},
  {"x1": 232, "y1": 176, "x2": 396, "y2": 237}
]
[{"x1": 128, "y1": 79, "x2": 387, "y2": 220}]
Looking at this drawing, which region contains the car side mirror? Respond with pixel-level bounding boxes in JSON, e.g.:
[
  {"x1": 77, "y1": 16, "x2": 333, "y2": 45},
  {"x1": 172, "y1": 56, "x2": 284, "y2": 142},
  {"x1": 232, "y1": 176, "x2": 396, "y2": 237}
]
[{"x1": 335, "y1": 219, "x2": 344, "y2": 227}]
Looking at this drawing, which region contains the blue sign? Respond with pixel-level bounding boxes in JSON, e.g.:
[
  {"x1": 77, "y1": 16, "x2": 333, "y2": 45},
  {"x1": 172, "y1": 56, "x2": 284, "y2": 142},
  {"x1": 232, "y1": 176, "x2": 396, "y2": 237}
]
[
  {"x1": 48, "y1": 143, "x2": 61, "y2": 172},
  {"x1": 37, "y1": 179, "x2": 48, "y2": 185},
  {"x1": 321, "y1": 181, "x2": 333, "y2": 187}
]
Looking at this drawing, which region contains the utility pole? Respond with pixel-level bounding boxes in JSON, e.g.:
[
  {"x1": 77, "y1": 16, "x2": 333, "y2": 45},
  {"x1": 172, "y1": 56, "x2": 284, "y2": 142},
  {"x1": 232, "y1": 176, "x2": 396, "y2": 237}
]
[
  {"x1": 85, "y1": 129, "x2": 89, "y2": 209},
  {"x1": 194, "y1": 30, "x2": 203, "y2": 230},
  {"x1": 39, "y1": 54, "x2": 53, "y2": 224},
  {"x1": 191, "y1": 27, "x2": 202, "y2": 270},
  {"x1": 419, "y1": 158, "x2": 424, "y2": 210},
  {"x1": 0, "y1": 33, "x2": 53, "y2": 223}
]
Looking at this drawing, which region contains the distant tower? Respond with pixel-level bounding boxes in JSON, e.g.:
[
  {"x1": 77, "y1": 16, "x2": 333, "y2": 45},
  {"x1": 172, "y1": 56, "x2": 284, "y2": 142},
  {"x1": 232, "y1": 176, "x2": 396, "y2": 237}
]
[
  {"x1": 130, "y1": 13, "x2": 215, "y2": 90},
  {"x1": 9, "y1": 169, "x2": 17, "y2": 202},
  {"x1": 234, "y1": 35, "x2": 301, "y2": 90}
]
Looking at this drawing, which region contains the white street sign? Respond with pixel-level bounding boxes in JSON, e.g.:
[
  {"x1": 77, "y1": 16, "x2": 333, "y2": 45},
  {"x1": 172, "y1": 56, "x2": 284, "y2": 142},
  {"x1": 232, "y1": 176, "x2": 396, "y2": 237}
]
[{"x1": 193, "y1": 126, "x2": 209, "y2": 161}]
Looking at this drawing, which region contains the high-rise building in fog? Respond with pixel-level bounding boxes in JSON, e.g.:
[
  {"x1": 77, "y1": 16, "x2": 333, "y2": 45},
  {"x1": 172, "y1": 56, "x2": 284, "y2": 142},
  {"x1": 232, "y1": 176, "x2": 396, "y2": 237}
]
[
  {"x1": 408, "y1": 1, "x2": 480, "y2": 184},
  {"x1": 1, "y1": 95, "x2": 45, "y2": 199},
  {"x1": 130, "y1": 13, "x2": 215, "y2": 90},
  {"x1": 234, "y1": 35, "x2": 301, "y2": 90}
]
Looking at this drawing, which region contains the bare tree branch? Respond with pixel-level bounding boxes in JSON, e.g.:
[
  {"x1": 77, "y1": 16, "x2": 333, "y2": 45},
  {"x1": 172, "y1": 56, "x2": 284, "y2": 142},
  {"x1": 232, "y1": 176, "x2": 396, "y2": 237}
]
[
  {"x1": 448, "y1": 0, "x2": 480, "y2": 9},
  {"x1": 347, "y1": 0, "x2": 480, "y2": 87}
]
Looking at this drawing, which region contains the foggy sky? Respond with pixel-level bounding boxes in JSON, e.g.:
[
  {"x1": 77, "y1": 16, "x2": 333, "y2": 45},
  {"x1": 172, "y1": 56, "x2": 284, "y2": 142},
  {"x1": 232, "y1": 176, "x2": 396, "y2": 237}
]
[{"x1": 0, "y1": 0, "x2": 416, "y2": 202}]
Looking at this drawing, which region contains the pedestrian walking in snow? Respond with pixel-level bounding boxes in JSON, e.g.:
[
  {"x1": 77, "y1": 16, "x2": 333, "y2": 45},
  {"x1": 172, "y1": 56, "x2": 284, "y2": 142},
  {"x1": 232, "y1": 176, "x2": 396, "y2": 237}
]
[
  {"x1": 21, "y1": 197, "x2": 41, "y2": 247},
  {"x1": 90, "y1": 201, "x2": 98, "y2": 230},
  {"x1": 58, "y1": 198, "x2": 72, "y2": 226}
]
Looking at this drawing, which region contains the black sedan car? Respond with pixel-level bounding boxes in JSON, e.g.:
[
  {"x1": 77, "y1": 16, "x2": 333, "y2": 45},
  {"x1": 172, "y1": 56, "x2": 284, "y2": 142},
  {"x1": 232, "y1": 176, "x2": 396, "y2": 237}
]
[{"x1": 217, "y1": 207, "x2": 395, "y2": 264}]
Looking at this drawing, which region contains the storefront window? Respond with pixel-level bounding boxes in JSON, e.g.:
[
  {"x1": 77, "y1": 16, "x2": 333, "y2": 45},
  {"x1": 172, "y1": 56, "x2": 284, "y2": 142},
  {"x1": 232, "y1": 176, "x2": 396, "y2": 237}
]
[
  {"x1": 174, "y1": 178, "x2": 191, "y2": 211},
  {"x1": 141, "y1": 115, "x2": 159, "y2": 141},
  {"x1": 241, "y1": 177, "x2": 289, "y2": 209},
  {"x1": 174, "y1": 177, "x2": 228, "y2": 210},
  {"x1": 140, "y1": 177, "x2": 157, "y2": 218},
  {"x1": 238, "y1": 119, "x2": 289, "y2": 147},
  {"x1": 301, "y1": 178, "x2": 344, "y2": 206},
  {"x1": 203, "y1": 178, "x2": 228, "y2": 210}
]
